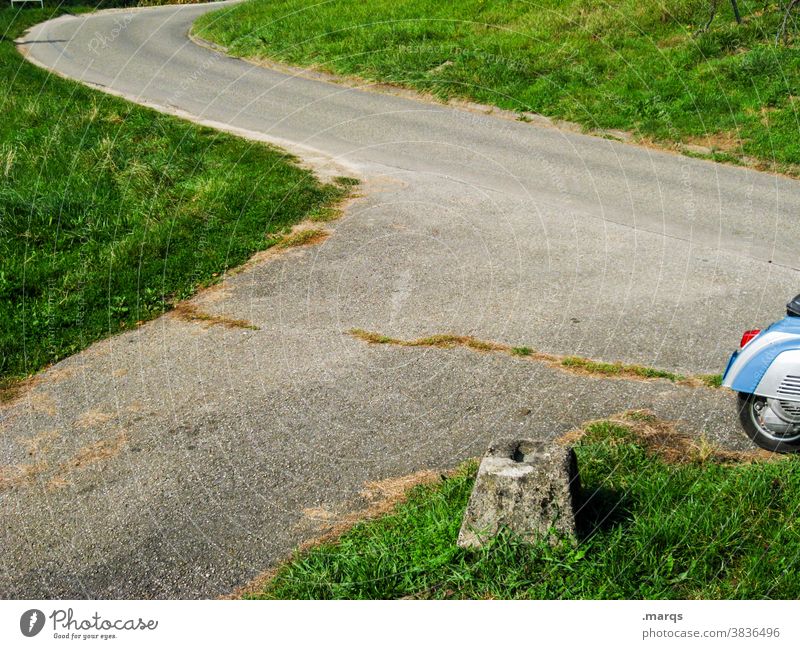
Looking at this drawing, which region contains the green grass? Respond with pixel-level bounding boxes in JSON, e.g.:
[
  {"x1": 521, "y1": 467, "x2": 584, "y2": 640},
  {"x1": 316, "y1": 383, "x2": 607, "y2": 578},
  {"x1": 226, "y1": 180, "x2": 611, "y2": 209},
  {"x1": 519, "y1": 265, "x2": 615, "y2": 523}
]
[
  {"x1": 0, "y1": 4, "x2": 350, "y2": 386},
  {"x1": 699, "y1": 373, "x2": 725, "y2": 388},
  {"x1": 196, "y1": 0, "x2": 800, "y2": 171},
  {"x1": 510, "y1": 346, "x2": 533, "y2": 356},
  {"x1": 560, "y1": 355, "x2": 686, "y2": 381},
  {"x1": 253, "y1": 418, "x2": 800, "y2": 599}
]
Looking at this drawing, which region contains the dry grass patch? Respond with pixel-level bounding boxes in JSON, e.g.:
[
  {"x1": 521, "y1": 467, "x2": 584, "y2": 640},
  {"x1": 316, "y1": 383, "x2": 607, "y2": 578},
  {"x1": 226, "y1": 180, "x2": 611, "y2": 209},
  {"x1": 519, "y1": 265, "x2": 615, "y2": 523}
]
[
  {"x1": 275, "y1": 228, "x2": 329, "y2": 248},
  {"x1": 18, "y1": 429, "x2": 60, "y2": 457},
  {"x1": 0, "y1": 377, "x2": 31, "y2": 404},
  {"x1": 350, "y1": 329, "x2": 508, "y2": 352},
  {"x1": 74, "y1": 409, "x2": 114, "y2": 429},
  {"x1": 225, "y1": 468, "x2": 445, "y2": 599},
  {"x1": 559, "y1": 409, "x2": 774, "y2": 465},
  {"x1": 2, "y1": 430, "x2": 129, "y2": 492},
  {"x1": 46, "y1": 432, "x2": 129, "y2": 490},
  {"x1": 0, "y1": 461, "x2": 48, "y2": 491},
  {"x1": 685, "y1": 131, "x2": 744, "y2": 154},
  {"x1": 173, "y1": 303, "x2": 259, "y2": 330}
]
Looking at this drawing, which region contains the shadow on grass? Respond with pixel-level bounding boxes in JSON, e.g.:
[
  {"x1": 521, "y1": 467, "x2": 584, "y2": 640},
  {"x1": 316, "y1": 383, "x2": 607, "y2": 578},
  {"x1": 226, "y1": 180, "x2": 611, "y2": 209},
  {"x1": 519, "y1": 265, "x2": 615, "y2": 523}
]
[{"x1": 575, "y1": 486, "x2": 633, "y2": 540}]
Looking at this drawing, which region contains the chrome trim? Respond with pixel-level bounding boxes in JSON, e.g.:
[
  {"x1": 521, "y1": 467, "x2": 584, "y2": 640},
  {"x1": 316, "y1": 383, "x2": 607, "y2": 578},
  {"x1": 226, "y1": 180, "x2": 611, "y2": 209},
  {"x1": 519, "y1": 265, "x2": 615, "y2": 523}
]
[
  {"x1": 754, "y1": 349, "x2": 800, "y2": 402},
  {"x1": 722, "y1": 332, "x2": 796, "y2": 389}
]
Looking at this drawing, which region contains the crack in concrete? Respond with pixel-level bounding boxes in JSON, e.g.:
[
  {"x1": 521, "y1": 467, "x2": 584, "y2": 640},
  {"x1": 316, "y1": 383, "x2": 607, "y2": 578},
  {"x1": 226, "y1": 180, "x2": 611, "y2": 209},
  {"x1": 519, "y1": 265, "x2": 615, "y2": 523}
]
[{"x1": 348, "y1": 329, "x2": 722, "y2": 388}]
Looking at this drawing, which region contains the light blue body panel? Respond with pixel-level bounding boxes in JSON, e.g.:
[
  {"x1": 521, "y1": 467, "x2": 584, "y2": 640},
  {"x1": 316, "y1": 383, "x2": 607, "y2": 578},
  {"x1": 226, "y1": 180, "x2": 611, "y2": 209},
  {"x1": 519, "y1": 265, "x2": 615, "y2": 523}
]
[{"x1": 723, "y1": 317, "x2": 800, "y2": 394}]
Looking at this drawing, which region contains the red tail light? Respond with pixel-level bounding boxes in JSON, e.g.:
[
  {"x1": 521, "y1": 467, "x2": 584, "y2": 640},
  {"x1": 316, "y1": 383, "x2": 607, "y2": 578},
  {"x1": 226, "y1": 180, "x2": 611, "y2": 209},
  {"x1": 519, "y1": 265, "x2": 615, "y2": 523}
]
[{"x1": 740, "y1": 329, "x2": 761, "y2": 348}]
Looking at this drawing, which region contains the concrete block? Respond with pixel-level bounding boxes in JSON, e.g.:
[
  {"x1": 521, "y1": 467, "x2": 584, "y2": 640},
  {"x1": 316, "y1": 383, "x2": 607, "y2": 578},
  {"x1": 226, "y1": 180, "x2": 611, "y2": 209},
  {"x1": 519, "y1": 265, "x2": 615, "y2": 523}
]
[{"x1": 458, "y1": 440, "x2": 581, "y2": 548}]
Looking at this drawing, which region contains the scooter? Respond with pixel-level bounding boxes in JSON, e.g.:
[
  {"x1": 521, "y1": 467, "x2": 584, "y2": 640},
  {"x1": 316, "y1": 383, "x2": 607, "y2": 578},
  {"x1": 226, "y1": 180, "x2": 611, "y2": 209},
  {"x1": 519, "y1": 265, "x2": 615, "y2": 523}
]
[{"x1": 722, "y1": 293, "x2": 800, "y2": 453}]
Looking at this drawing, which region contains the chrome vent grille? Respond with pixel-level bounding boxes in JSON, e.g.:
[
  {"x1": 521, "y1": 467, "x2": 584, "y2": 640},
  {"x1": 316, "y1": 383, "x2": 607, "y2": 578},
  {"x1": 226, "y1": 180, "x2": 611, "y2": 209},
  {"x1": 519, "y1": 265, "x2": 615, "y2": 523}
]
[
  {"x1": 776, "y1": 400, "x2": 800, "y2": 424},
  {"x1": 777, "y1": 375, "x2": 800, "y2": 398},
  {"x1": 779, "y1": 400, "x2": 800, "y2": 417}
]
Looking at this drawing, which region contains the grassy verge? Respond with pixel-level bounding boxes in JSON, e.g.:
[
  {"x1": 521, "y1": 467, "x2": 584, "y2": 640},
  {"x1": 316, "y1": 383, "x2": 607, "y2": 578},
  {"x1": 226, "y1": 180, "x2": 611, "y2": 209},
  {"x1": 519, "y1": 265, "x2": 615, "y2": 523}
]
[
  {"x1": 250, "y1": 411, "x2": 799, "y2": 599},
  {"x1": 195, "y1": 0, "x2": 800, "y2": 172},
  {"x1": 0, "y1": 4, "x2": 351, "y2": 391}
]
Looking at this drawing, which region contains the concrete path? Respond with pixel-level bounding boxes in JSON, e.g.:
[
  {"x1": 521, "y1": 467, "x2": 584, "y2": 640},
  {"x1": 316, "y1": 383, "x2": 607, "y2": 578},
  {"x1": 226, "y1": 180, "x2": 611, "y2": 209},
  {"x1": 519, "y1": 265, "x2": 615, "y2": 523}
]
[{"x1": 2, "y1": 2, "x2": 798, "y2": 598}]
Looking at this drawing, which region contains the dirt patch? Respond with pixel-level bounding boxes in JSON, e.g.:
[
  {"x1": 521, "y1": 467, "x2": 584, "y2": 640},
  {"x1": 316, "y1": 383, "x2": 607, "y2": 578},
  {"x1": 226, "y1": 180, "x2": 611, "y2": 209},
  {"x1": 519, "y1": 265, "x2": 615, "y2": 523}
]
[
  {"x1": 18, "y1": 429, "x2": 61, "y2": 457},
  {"x1": 224, "y1": 468, "x2": 444, "y2": 599},
  {"x1": 43, "y1": 365, "x2": 79, "y2": 383},
  {"x1": 758, "y1": 105, "x2": 780, "y2": 127},
  {"x1": 3, "y1": 430, "x2": 129, "y2": 492},
  {"x1": 46, "y1": 432, "x2": 128, "y2": 490},
  {"x1": 658, "y1": 34, "x2": 687, "y2": 48},
  {"x1": 558, "y1": 409, "x2": 774, "y2": 465},
  {"x1": 66, "y1": 432, "x2": 128, "y2": 469},
  {"x1": 172, "y1": 303, "x2": 259, "y2": 330},
  {"x1": 0, "y1": 461, "x2": 49, "y2": 491},
  {"x1": 0, "y1": 380, "x2": 58, "y2": 415},
  {"x1": 359, "y1": 470, "x2": 442, "y2": 513},
  {"x1": 300, "y1": 506, "x2": 338, "y2": 522},
  {"x1": 273, "y1": 227, "x2": 329, "y2": 249},
  {"x1": 684, "y1": 131, "x2": 743, "y2": 155},
  {"x1": 0, "y1": 366, "x2": 80, "y2": 406},
  {"x1": 74, "y1": 409, "x2": 115, "y2": 429},
  {"x1": 25, "y1": 392, "x2": 57, "y2": 416},
  {"x1": 0, "y1": 376, "x2": 38, "y2": 406}
]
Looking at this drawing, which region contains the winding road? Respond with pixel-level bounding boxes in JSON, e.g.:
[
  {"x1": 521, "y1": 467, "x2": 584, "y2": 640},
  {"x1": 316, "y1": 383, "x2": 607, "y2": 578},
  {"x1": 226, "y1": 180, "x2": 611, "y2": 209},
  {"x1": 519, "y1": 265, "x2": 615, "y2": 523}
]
[{"x1": 2, "y1": 2, "x2": 799, "y2": 597}]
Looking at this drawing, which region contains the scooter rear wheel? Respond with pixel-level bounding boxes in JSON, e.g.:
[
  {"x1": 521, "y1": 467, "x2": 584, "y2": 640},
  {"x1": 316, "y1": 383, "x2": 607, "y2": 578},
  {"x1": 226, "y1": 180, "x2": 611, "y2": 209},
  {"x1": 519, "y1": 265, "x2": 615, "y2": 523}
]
[{"x1": 737, "y1": 393, "x2": 800, "y2": 453}]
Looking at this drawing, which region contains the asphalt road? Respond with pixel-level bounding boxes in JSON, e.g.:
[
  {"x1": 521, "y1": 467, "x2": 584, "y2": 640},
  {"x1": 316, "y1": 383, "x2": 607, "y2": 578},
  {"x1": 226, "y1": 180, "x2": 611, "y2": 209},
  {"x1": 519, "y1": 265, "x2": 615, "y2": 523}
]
[{"x1": 2, "y1": 2, "x2": 799, "y2": 598}]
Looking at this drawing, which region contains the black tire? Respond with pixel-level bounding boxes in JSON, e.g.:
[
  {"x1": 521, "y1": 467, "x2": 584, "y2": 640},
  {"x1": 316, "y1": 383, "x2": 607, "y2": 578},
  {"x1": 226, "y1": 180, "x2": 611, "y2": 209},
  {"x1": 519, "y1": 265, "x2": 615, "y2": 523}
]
[{"x1": 737, "y1": 393, "x2": 800, "y2": 453}]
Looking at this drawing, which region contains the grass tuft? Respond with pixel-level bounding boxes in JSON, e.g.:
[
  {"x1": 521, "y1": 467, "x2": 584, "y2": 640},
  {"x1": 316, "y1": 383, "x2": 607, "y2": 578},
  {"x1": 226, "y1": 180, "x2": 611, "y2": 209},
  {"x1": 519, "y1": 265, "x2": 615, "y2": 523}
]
[
  {"x1": 410, "y1": 334, "x2": 465, "y2": 347},
  {"x1": 349, "y1": 329, "x2": 397, "y2": 345},
  {"x1": 561, "y1": 356, "x2": 685, "y2": 382},
  {"x1": 698, "y1": 373, "x2": 724, "y2": 388},
  {"x1": 333, "y1": 176, "x2": 360, "y2": 187}
]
